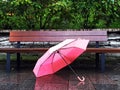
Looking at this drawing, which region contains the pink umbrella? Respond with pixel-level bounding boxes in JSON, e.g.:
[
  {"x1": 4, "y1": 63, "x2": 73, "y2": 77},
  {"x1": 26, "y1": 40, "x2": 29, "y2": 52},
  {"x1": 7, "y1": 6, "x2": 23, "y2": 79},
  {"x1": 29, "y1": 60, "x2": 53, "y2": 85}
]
[{"x1": 33, "y1": 38, "x2": 89, "y2": 81}]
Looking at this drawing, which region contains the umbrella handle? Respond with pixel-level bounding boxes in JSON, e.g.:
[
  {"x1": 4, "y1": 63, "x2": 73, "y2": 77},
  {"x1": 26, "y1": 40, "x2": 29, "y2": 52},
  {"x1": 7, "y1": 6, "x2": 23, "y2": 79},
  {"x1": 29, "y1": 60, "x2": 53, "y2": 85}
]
[{"x1": 77, "y1": 76, "x2": 85, "y2": 82}]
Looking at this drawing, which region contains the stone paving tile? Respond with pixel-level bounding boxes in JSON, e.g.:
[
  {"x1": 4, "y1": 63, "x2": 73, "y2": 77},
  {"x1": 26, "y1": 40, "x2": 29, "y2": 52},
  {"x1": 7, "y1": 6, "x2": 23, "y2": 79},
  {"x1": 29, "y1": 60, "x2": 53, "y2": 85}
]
[{"x1": 0, "y1": 66, "x2": 119, "y2": 90}]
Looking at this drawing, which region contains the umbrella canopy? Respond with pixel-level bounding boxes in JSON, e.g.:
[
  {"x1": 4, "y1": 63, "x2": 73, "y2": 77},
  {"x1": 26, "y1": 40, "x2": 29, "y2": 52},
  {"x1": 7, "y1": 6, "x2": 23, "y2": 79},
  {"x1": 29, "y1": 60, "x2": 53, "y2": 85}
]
[{"x1": 33, "y1": 38, "x2": 89, "y2": 79}]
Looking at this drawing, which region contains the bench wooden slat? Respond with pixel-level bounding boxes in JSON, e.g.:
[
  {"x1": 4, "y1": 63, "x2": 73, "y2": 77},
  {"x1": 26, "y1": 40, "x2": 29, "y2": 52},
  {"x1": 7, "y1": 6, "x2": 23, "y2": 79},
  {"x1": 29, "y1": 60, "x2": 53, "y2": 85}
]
[
  {"x1": 9, "y1": 31, "x2": 107, "y2": 42},
  {"x1": 10, "y1": 31, "x2": 107, "y2": 36},
  {"x1": 0, "y1": 48, "x2": 120, "y2": 53},
  {"x1": 86, "y1": 48, "x2": 120, "y2": 53},
  {"x1": 9, "y1": 36, "x2": 107, "y2": 42}
]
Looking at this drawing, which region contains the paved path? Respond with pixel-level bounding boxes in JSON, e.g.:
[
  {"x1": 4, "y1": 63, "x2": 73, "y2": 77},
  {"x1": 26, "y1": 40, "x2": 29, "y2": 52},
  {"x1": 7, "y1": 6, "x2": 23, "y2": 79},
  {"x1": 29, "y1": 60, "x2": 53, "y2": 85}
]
[{"x1": 0, "y1": 60, "x2": 120, "y2": 90}]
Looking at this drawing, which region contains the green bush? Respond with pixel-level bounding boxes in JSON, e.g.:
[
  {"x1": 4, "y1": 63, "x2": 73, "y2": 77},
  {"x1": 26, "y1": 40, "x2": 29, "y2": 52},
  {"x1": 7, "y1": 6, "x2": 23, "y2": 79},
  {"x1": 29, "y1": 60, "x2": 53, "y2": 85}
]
[{"x1": 0, "y1": 0, "x2": 120, "y2": 30}]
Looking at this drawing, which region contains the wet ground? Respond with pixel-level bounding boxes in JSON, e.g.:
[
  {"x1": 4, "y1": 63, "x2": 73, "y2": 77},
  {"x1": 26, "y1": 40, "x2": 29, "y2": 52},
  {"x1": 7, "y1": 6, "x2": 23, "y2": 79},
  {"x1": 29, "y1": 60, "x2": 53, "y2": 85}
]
[{"x1": 0, "y1": 57, "x2": 120, "y2": 90}]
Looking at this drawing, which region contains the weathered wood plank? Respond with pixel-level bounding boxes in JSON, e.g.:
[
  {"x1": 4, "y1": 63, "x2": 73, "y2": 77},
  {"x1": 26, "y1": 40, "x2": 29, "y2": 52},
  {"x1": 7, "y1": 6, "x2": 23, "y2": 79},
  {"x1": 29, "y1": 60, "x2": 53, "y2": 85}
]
[
  {"x1": 1, "y1": 48, "x2": 120, "y2": 53},
  {"x1": 86, "y1": 48, "x2": 120, "y2": 53},
  {"x1": 9, "y1": 31, "x2": 107, "y2": 42},
  {"x1": 9, "y1": 36, "x2": 107, "y2": 42},
  {"x1": 10, "y1": 31, "x2": 107, "y2": 36}
]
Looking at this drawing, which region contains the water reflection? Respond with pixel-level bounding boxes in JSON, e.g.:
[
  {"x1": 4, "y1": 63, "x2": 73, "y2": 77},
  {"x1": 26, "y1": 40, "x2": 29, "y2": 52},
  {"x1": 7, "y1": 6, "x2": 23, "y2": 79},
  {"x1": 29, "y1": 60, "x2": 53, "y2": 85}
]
[
  {"x1": 0, "y1": 71, "x2": 85, "y2": 90},
  {"x1": 34, "y1": 74, "x2": 85, "y2": 90},
  {"x1": 0, "y1": 68, "x2": 117, "y2": 90},
  {"x1": 34, "y1": 74, "x2": 68, "y2": 90}
]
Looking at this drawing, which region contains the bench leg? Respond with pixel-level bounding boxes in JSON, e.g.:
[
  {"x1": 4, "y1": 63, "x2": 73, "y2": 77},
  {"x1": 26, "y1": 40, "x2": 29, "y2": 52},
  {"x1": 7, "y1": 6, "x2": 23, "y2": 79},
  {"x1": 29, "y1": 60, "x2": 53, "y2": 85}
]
[
  {"x1": 100, "y1": 53, "x2": 105, "y2": 72},
  {"x1": 95, "y1": 53, "x2": 99, "y2": 69},
  {"x1": 6, "y1": 53, "x2": 10, "y2": 72},
  {"x1": 17, "y1": 53, "x2": 20, "y2": 71}
]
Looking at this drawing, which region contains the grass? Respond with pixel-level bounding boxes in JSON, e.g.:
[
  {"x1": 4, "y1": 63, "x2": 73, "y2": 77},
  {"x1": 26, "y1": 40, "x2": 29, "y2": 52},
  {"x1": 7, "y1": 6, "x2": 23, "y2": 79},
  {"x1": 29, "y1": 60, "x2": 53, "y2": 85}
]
[{"x1": 0, "y1": 53, "x2": 42, "y2": 61}]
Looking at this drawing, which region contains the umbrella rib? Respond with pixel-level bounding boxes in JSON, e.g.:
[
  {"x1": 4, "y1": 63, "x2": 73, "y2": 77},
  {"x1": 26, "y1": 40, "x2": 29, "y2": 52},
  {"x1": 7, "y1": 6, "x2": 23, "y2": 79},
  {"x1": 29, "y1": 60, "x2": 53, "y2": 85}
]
[
  {"x1": 58, "y1": 51, "x2": 85, "y2": 82},
  {"x1": 57, "y1": 51, "x2": 79, "y2": 78},
  {"x1": 51, "y1": 51, "x2": 56, "y2": 72},
  {"x1": 37, "y1": 51, "x2": 56, "y2": 75}
]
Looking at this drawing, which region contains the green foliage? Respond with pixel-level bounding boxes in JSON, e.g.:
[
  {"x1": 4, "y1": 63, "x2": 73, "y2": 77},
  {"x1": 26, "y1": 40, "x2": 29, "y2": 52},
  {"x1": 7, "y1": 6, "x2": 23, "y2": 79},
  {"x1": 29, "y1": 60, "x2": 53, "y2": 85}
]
[
  {"x1": 70, "y1": 0, "x2": 120, "y2": 29},
  {"x1": 0, "y1": 0, "x2": 120, "y2": 30}
]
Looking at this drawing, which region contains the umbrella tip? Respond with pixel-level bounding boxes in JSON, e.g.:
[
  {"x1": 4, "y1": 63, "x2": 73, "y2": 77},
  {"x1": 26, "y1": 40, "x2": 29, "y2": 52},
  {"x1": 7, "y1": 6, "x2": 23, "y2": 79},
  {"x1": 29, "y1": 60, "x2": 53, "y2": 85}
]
[{"x1": 77, "y1": 76, "x2": 85, "y2": 82}]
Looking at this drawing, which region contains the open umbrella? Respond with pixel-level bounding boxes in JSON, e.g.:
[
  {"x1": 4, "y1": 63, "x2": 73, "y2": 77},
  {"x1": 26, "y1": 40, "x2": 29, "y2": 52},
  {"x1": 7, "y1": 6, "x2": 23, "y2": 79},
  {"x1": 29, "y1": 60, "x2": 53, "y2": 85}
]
[{"x1": 33, "y1": 38, "x2": 89, "y2": 81}]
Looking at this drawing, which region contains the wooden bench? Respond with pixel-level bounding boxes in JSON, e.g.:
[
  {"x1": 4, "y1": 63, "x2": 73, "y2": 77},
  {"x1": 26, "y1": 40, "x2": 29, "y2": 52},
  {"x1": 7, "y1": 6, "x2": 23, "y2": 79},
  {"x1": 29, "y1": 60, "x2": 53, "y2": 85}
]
[{"x1": 0, "y1": 30, "x2": 119, "y2": 72}]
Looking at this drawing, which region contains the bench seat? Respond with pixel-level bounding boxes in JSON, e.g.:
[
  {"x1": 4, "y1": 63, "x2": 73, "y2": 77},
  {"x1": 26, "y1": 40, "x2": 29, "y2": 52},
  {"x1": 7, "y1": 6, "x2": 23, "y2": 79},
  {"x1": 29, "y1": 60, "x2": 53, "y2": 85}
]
[{"x1": 1, "y1": 48, "x2": 120, "y2": 53}]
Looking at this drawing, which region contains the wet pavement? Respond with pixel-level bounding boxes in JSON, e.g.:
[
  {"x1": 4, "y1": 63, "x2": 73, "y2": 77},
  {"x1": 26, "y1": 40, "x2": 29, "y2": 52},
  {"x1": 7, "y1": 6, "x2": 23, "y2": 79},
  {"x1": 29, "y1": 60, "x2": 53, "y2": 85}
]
[
  {"x1": 0, "y1": 59, "x2": 120, "y2": 90},
  {"x1": 0, "y1": 66, "x2": 35, "y2": 90}
]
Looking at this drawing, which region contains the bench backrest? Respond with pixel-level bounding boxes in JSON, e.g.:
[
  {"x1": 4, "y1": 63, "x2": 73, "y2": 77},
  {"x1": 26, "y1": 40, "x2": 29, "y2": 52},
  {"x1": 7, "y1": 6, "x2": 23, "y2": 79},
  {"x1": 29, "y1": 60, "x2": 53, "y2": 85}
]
[{"x1": 9, "y1": 30, "x2": 107, "y2": 42}]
